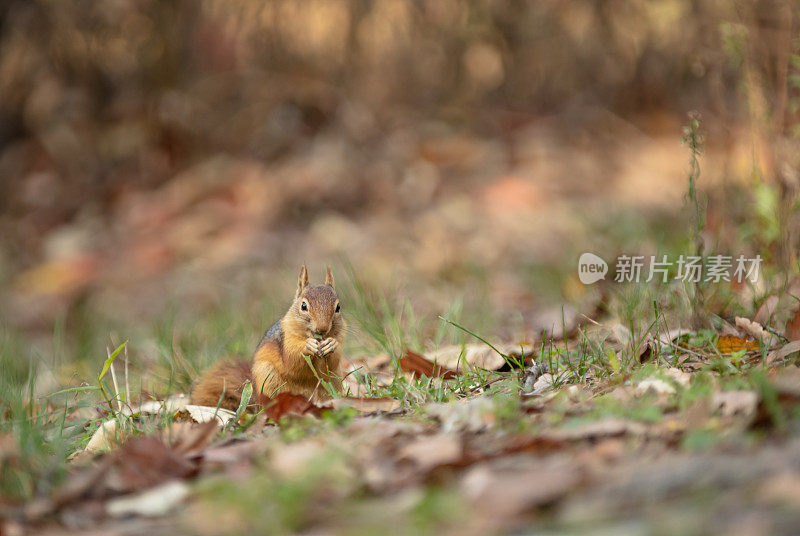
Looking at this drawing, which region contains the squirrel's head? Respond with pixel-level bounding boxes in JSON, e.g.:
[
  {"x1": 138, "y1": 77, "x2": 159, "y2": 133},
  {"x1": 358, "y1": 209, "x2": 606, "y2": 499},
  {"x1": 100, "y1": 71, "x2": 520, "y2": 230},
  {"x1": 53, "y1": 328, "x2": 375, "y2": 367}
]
[{"x1": 290, "y1": 264, "x2": 345, "y2": 339}]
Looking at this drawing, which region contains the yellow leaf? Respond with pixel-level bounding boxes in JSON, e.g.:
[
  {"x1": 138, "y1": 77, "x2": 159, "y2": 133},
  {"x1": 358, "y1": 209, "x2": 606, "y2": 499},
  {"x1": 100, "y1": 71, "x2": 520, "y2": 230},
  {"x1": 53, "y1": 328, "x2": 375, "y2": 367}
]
[{"x1": 716, "y1": 335, "x2": 759, "y2": 354}]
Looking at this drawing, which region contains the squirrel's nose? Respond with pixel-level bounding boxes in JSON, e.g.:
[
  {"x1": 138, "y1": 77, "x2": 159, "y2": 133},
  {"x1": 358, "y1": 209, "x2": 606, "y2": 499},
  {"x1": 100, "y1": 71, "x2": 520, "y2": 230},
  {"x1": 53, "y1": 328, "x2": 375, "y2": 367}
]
[{"x1": 312, "y1": 323, "x2": 330, "y2": 336}]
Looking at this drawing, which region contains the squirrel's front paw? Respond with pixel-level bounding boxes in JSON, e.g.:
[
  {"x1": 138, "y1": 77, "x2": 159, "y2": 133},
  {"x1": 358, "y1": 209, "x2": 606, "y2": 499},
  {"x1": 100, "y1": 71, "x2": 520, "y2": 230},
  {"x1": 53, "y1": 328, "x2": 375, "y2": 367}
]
[
  {"x1": 318, "y1": 337, "x2": 338, "y2": 357},
  {"x1": 304, "y1": 337, "x2": 320, "y2": 357}
]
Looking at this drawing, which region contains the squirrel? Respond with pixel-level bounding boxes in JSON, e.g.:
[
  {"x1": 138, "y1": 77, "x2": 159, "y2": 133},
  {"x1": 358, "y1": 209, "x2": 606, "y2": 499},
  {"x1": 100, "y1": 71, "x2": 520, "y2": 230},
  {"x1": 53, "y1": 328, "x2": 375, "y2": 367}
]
[{"x1": 190, "y1": 265, "x2": 346, "y2": 410}]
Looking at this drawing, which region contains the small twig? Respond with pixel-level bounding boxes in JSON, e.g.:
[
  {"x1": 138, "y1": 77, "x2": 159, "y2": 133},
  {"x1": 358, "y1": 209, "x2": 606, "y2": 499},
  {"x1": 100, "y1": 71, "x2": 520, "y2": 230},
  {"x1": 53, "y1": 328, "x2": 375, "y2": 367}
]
[
  {"x1": 659, "y1": 338, "x2": 707, "y2": 361},
  {"x1": 580, "y1": 314, "x2": 601, "y2": 326},
  {"x1": 764, "y1": 325, "x2": 789, "y2": 344}
]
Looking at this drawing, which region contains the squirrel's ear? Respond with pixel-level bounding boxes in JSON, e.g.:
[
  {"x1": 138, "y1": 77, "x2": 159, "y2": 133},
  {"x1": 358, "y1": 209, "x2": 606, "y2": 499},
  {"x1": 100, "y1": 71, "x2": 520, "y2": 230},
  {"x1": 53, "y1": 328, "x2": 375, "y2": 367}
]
[
  {"x1": 325, "y1": 265, "x2": 335, "y2": 289},
  {"x1": 296, "y1": 264, "x2": 309, "y2": 299}
]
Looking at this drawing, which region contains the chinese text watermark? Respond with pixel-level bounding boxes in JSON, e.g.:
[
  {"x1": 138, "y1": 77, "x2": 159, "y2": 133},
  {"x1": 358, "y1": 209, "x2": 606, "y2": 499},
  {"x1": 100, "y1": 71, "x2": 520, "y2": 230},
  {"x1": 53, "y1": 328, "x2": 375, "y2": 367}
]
[{"x1": 578, "y1": 253, "x2": 762, "y2": 285}]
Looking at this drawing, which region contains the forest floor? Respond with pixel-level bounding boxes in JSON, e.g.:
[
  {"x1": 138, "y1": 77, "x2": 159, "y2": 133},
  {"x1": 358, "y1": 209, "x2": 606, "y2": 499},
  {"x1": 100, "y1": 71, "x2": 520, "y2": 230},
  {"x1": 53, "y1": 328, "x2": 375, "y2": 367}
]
[
  {"x1": 4, "y1": 308, "x2": 800, "y2": 536},
  {"x1": 2, "y1": 116, "x2": 799, "y2": 535}
]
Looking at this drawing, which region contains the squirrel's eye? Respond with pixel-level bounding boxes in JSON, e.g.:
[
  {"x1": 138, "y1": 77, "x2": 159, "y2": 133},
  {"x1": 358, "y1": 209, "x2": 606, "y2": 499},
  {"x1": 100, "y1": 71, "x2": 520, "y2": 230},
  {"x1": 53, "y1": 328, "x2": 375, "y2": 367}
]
[
  {"x1": 301, "y1": 301, "x2": 308, "y2": 312},
  {"x1": 335, "y1": 303, "x2": 340, "y2": 313}
]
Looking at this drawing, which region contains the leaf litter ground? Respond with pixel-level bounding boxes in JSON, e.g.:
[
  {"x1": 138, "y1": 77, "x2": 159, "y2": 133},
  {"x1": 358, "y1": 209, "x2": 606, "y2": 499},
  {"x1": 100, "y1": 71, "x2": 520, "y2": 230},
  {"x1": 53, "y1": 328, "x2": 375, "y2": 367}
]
[{"x1": 5, "y1": 316, "x2": 800, "y2": 536}]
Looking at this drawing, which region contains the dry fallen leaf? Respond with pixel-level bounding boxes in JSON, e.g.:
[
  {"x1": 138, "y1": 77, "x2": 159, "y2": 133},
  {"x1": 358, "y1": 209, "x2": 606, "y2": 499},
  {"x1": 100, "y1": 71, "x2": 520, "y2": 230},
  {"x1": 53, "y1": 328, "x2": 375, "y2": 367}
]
[
  {"x1": 424, "y1": 343, "x2": 536, "y2": 372},
  {"x1": 106, "y1": 480, "x2": 190, "y2": 517},
  {"x1": 24, "y1": 457, "x2": 114, "y2": 521},
  {"x1": 399, "y1": 350, "x2": 457, "y2": 379},
  {"x1": 711, "y1": 390, "x2": 758, "y2": 418},
  {"x1": 658, "y1": 327, "x2": 689, "y2": 346},
  {"x1": 753, "y1": 295, "x2": 779, "y2": 325},
  {"x1": 541, "y1": 418, "x2": 646, "y2": 442},
  {"x1": 260, "y1": 392, "x2": 326, "y2": 421},
  {"x1": 532, "y1": 372, "x2": 572, "y2": 391},
  {"x1": 331, "y1": 396, "x2": 401, "y2": 413},
  {"x1": 123, "y1": 395, "x2": 189, "y2": 416},
  {"x1": 635, "y1": 378, "x2": 676, "y2": 396},
  {"x1": 663, "y1": 367, "x2": 692, "y2": 388},
  {"x1": 766, "y1": 340, "x2": 800, "y2": 366},
  {"x1": 785, "y1": 307, "x2": 800, "y2": 341},
  {"x1": 461, "y1": 458, "x2": 580, "y2": 516},
  {"x1": 735, "y1": 317, "x2": 778, "y2": 346},
  {"x1": 183, "y1": 405, "x2": 236, "y2": 427},
  {"x1": 758, "y1": 472, "x2": 800, "y2": 508},
  {"x1": 106, "y1": 437, "x2": 199, "y2": 493},
  {"x1": 84, "y1": 420, "x2": 124, "y2": 453},
  {"x1": 270, "y1": 439, "x2": 325, "y2": 477},
  {"x1": 716, "y1": 334, "x2": 760, "y2": 354},
  {"x1": 769, "y1": 366, "x2": 800, "y2": 399},
  {"x1": 425, "y1": 397, "x2": 497, "y2": 433},
  {"x1": 166, "y1": 421, "x2": 219, "y2": 457},
  {"x1": 397, "y1": 433, "x2": 463, "y2": 472}
]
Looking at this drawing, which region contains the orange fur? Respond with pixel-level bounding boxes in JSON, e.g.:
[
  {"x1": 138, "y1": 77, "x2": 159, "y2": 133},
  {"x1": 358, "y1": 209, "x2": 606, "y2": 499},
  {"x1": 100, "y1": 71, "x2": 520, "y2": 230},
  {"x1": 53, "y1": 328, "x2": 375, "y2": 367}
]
[
  {"x1": 190, "y1": 359, "x2": 252, "y2": 411},
  {"x1": 191, "y1": 266, "x2": 346, "y2": 409},
  {"x1": 252, "y1": 318, "x2": 343, "y2": 404}
]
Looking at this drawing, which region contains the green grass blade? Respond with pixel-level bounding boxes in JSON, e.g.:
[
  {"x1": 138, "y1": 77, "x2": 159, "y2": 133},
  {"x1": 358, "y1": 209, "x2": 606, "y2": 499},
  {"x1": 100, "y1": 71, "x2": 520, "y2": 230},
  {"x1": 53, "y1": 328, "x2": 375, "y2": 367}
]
[
  {"x1": 99, "y1": 341, "x2": 128, "y2": 381},
  {"x1": 235, "y1": 380, "x2": 253, "y2": 420}
]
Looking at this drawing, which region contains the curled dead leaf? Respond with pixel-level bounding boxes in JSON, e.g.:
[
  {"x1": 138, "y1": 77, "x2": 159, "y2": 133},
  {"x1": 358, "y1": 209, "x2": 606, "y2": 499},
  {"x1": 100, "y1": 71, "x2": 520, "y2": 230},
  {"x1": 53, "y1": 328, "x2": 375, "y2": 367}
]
[
  {"x1": 84, "y1": 420, "x2": 124, "y2": 453},
  {"x1": 260, "y1": 392, "x2": 326, "y2": 421},
  {"x1": 735, "y1": 317, "x2": 778, "y2": 346},
  {"x1": 183, "y1": 405, "x2": 236, "y2": 427},
  {"x1": 399, "y1": 350, "x2": 457, "y2": 379}
]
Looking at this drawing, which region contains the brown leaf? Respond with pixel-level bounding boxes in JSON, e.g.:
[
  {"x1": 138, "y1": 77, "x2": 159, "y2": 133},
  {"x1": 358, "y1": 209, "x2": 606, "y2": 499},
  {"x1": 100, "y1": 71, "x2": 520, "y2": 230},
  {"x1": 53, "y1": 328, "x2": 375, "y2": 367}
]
[
  {"x1": 331, "y1": 396, "x2": 401, "y2": 413},
  {"x1": 399, "y1": 349, "x2": 457, "y2": 379},
  {"x1": 202, "y1": 440, "x2": 261, "y2": 468},
  {"x1": 107, "y1": 437, "x2": 199, "y2": 493},
  {"x1": 461, "y1": 458, "x2": 580, "y2": 516},
  {"x1": 259, "y1": 392, "x2": 325, "y2": 421},
  {"x1": 766, "y1": 341, "x2": 800, "y2": 366},
  {"x1": 711, "y1": 390, "x2": 758, "y2": 418},
  {"x1": 106, "y1": 480, "x2": 190, "y2": 518},
  {"x1": 270, "y1": 439, "x2": 325, "y2": 477},
  {"x1": 540, "y1": 418, "x2": 646, "y2": 442},
  {"x1": 638, "y1": 340, "x2": 653, "y2": 363},
  {"x1": 84, "y1": 420, "x2": 125, "y2": 453},
  {"x1": 396, "y1": 433, "x2": 462, "y2": 472},
  {"x1": 425, "y1": 343, "x2": 536, "y2": 372},
  {"x1": 786, "y1": 307, "x2": 800, "y2": 341},
  {"x1": 758, "y1": 472, "x2": 800, "y2": 508},
  {"x1": 167, "y1": 421, "x2": 218, "y2": 457},
  {"x1": 24, "y1": 457, "x2": 113, "y2": 521},
  {"x1": 754, "y1": 295, "x2": 779, "y2": 325},
  {"x1": 735, "y1": 316, "x2": 778, "y2": 345}
]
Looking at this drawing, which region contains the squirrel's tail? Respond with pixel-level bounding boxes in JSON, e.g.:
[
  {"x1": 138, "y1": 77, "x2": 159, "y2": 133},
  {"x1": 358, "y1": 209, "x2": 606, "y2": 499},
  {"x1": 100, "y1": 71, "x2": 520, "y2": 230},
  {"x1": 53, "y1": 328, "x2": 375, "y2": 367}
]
[{"x1": 190, "y1": 359, "x2": 252, "y2": 411}]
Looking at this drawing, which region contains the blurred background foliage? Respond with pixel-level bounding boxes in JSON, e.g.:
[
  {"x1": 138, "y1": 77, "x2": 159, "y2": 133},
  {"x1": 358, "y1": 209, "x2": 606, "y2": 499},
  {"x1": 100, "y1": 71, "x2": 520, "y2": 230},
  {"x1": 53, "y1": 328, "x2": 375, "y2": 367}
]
[{"x1": 0, "y1": 0, "x2": 798, "y2": 390}]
